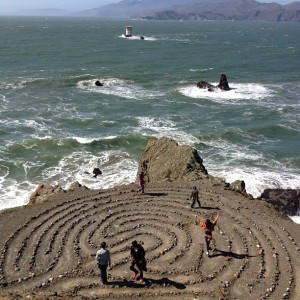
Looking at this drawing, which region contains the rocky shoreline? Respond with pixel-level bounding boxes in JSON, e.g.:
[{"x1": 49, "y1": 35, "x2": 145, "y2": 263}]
[{"x1": 0, "y1": 138, "x2": 299, "y2": 300}]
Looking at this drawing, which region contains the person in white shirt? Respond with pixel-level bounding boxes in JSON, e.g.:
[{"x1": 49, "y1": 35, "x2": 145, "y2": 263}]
[{"x1": 95, "y1": 242, "x2": 111, "y2": 284}]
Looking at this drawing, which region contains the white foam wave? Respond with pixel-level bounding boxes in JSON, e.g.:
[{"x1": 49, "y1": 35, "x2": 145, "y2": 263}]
[
  {"x1": 179, "y1": 83, "x2": 274, "y2": 103},
  {"x1": 0, "y1": 149, "x2": 138, "y2": 211},
  {"x1": 77, "y1": 78, "x2": 164, "y2": 100},
  {"x1": 207, "y1": 165, "x2": 300, "y2": 198},
  {"x1": 0, "y1": 78, "x2": 44, "y2": 91},
  {"x1": 0, "y1": 164, "x2": 36, "y2": 210},
  {"x1": 119, "y1": 34, "x2": 157, "y2": 41},
  {"x1": 136, "y1": 116, "x2": 200, "y2": 146},
  {"x1": 42, "y1": 150, "x2": 137, "y2": 190},
  {"x1": 72, "y1": 136, "x2": 117, "y2": 144},
  {"x1": 0, "y1": 118, "x2": 50, "y2": 134},
  {"x1": 289, "y1": 216, "x2": 300, "y2": 224},
  {"x1": 190, "y1": 68, "x2": 214, "y2": 72}
]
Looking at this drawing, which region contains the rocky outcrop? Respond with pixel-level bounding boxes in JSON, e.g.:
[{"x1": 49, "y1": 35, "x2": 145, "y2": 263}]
[
  {"x1": 29, "y1": 183, "x2": 64, "y2": 204},
  {"x1": 230, "y1": 180, "x2": 246, "y2": 193},
  {"x1": 197, "y1": 74, "x2": 230, "y2": 91},
  {"x1": 29, "y1": 181, "x2": 89, "y2": 204},
  {"x1": 92, "y1": 168, "x2": 102, "y2": 178},
  {"x1": 258, "y1": 188, "x2": 300, "y2": 216},
  {"x1": 218, "y1": 74, "x2": 230, "y2": 91},
  {"x1": 137, "y1": 137, "x2": 208, "y2": 183},
  {"x1": 196, "y1": 81, "x2": 216, "y2": 91}
]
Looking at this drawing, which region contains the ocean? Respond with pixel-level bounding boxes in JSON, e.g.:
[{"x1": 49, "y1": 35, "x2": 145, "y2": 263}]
[{"x1": 0, "y1": 16, "x2": 299, "y2": 220}]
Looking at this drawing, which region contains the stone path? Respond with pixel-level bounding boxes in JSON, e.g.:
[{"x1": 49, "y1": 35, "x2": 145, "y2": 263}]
[{"x1": 0, "y1": 181, "x2": 299, "y2": 299}]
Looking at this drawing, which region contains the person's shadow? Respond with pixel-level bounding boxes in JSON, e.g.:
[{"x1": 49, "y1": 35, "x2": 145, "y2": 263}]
[
  {"x1": 144, "y1": 277, "x2": 186, "y2": 289},
  {"x1": 197, "y1": 205, "x2": 219, "y2": 210},
  {"x1": 211, "y1": 248, "x2": 257, "y2": 259},
  {"x1": 109, "y1": 277, "x2": 185, "y2": 289},
  {"x1": 145, "y1": 192, "x2": 168, "y2": 197}
]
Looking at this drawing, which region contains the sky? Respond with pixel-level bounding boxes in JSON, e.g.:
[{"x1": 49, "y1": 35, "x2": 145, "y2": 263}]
[{"x1": 0, "y1": 0, "x2": 296, "y2": 15}]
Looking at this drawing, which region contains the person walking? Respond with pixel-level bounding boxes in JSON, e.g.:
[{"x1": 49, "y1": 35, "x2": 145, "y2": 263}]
[
  {"x1": 195, "y1": 212, "x2": 220, "y2": 257},
  {"x1": 190, "y1": 186, "x2": 201, "y2": 208},
  {"x1": 130, "y1": 240, "x2": 147, "y2": 283},
  {"x1": 96, "y1": 241, "x2": 111, "y2": 284},
  {"x1": 137, "y1": 171, "x2": 145, "y2": 194}
]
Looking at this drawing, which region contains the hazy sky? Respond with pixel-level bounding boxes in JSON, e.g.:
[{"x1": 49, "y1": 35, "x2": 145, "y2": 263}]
[{"x1": 0, "y1": 0, "x2": 295, "y2": 15}]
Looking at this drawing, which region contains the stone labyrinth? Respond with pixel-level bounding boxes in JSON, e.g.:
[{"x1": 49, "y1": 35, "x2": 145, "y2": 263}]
[{"x1": 0, "y1": 182, "x2": 299, "y2": 299}]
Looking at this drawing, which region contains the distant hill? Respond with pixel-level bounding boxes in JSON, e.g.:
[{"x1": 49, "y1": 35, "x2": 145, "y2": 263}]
[
  {"x1": 74, "y1": 0, "x2": 227, "y2": 18},
  {"x1": 74, "y1": 0, "x2": 300, "y2": 22}
]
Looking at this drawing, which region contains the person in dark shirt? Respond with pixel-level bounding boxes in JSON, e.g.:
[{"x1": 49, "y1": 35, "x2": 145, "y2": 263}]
[
  {"x1": 190, "y1": 186, "x2": 201, "y2": 208},
  {"x1": 130, "y1": 240, "x2": 147, "y2": 282}
]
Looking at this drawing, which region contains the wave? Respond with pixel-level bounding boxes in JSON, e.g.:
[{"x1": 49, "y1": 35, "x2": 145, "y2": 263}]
[
  {"x1": 72, "y1": 136, "x2": 118, "y2": 144},
  {"x1": 0, "y1": 77, "x2": 46, "y2": 91},
  {"x1": 119, "y1": 34, "x2": 157, "y2": 41},
  {"x1": 289, "y1": 216, "x2": 300, "y2": 224},
  {"x1": 0, "y1": 118, "x2": 51, "y2": 134},
  {"x1": 178, "y1": 82, "x2": 275, "y2": 103},
  {"x1": 189, "y1": 68, "x2": 214, "y2": 72},
  {"x1": 208, "y1": 165, "x2": 300, "y2": 199},
  {"x1": 0, "y1": 147, "x2": 138, "y2": 211},
  {"x1": 77, "y1": 77, "x2": 165, "y2": 99},
  {"x1": 136, "y1": 116, "x2": 200, "y2": 146}
]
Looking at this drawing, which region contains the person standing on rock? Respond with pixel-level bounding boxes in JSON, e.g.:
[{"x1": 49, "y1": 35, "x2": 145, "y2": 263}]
[
  {"x1": 195, "y1": 212, "x2": 220, "y2": 257},
  {"x1": 137, "y1": 171, "x2": 145, "y2": 194},
  {"x1": 130, "y1": 240, "x2": 147, "y2": 283},
  {"x1": 190, "y1": 186, "x2": 201, "y2": 208},
  {"x1": 96, "y1": 241, "x2": 111, "y2": 284}
]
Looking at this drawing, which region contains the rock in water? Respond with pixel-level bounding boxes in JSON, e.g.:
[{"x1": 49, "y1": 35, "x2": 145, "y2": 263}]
[
  {"x1": 196, "y1": 74, "x2": 230, "y2": 91},
  {"x1": 218, "y1": 74, "x2": 230, "y2": 91}
]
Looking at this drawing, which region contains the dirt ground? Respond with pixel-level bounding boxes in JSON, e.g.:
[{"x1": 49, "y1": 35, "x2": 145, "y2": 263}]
[{"x1": 0, "y1": 178, "x2": 299, "y2": 300}]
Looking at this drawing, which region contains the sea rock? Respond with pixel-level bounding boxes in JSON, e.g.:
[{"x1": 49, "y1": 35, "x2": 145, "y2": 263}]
[
  {"x1": 29, "y1": 184, "x2": 64, "y2": 204},
  {"x1": 196, "y1": 81, "x2": 216, "y2": 91},
  {"x1": 258, "y1": 189, "x2": 300, "y2": 216},
  {"x1": 137, "y1": 137, "x2": 208, "y2": 183},
  {"x1": 218, "y1": 74, "x2": 230, "y2": 91},
  {"x1": 196, "y1": 74, "x2": 230, "y2": 91},
  {"x1": 230, "y1": 180, "x2": 246, "y2": 194},
  {"x1": 67, "y1": 181, "x2": 89, "y2": 191},
  {"x1": 95, "y1": 80, "x2": 103, "y2": 86},
  {"x1": 93, "y1": 168, "x2": 102, "y2": 178}
]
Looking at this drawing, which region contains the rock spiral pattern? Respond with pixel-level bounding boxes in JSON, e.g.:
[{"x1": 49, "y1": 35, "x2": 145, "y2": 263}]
[{"x1": 0, "y1": 181, "x2": 299, "y2": 300}]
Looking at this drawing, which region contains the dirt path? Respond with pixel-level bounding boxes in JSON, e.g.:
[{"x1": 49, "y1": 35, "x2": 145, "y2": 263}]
[{"x1": 0, "y1": 180, "x2": 299, "y2": 300}]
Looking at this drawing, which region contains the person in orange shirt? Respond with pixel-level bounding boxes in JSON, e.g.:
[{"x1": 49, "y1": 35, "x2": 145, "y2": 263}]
[{"x1": 195, "y1": 212, "x2": 220, "y2": 257}]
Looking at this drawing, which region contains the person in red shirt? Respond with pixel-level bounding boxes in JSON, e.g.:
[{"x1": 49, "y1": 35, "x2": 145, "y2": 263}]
[
  {"x1": 137, "y1": 171, "x2": 145, "y2": 194},
  {"x1": 195, "y1": 212, "x2": 220, "y2": 257}
]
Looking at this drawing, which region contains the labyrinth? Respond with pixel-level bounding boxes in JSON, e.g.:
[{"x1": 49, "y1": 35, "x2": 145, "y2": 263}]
[{"x1": 0, "y1": 181, "x2": 299, "y2": 300}]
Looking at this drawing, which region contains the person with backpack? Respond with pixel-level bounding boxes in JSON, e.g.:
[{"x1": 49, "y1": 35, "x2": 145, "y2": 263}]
[
  {"x1": 95, "y1": 241, "x2": 111, "y2": 284},
  {"x1": 130, "y1": 240, "x2": 147, "y2": 282},
  {"x1": 195, "y1": 212, "x2": 220, "y2": 257},
  {"x1": 190, "y1": 186, "x2": 201, "y2": 208}
]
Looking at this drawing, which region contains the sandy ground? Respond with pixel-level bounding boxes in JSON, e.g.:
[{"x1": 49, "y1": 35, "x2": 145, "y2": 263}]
[{"x1": 0, "y1": 177, "x2": 299, "y2": 300}]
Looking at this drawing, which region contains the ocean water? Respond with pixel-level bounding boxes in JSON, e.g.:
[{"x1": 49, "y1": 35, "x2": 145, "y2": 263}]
[{"x1": 0, "y1": 17, "x2": 299, "y2": 217}]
